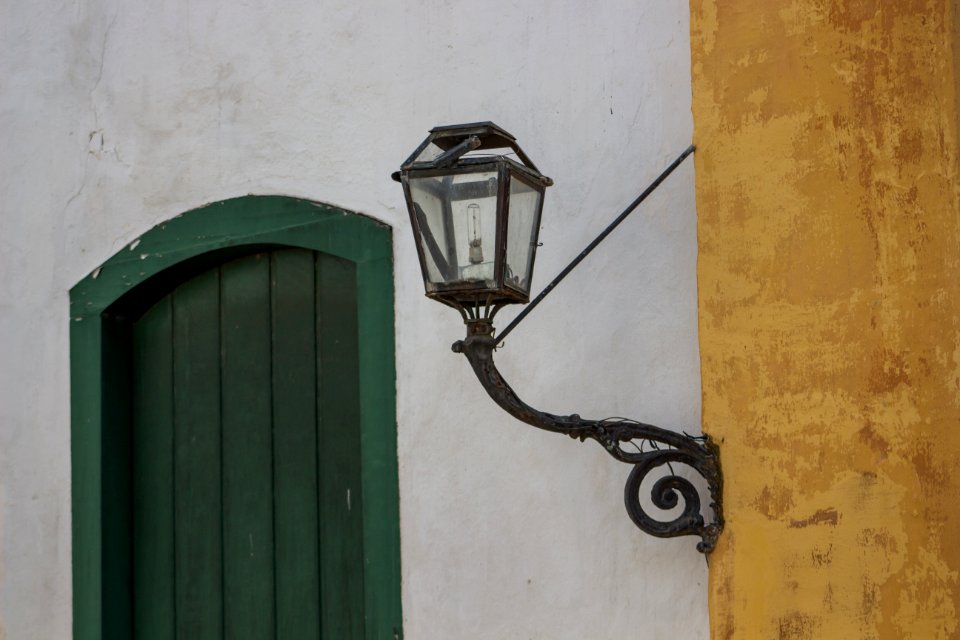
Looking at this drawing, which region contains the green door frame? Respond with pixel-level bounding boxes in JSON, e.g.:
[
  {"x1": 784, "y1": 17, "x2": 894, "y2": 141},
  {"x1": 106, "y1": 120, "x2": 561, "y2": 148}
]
[{"x1": 70, "y1": 196, "x2": 402, "y2": 639}]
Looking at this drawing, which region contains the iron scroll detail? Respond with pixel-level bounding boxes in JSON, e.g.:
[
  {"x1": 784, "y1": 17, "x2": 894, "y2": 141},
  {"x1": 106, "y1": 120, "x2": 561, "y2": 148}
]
[{"x1": 452, "y1": 319, "x2": 723, "y2": 553}]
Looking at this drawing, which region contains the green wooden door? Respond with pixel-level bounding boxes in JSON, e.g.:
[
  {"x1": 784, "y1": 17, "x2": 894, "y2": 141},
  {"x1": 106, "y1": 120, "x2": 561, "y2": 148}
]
[{"x1": 131, "y1": 248, "x2": 365, "y2": 639}]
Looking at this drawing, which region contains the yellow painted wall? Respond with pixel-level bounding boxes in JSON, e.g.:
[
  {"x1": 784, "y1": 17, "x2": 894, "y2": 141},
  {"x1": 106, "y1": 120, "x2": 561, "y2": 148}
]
[{"x1": 691, "y1": 1, "x2": 960, "y2": 638}]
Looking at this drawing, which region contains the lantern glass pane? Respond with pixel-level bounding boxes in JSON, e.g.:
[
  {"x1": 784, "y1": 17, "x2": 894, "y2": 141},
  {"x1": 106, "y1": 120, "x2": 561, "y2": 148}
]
[
  {"x1": 504, "y1": 177, "x2": 542, "y2": 294},
  {"x1": 412, "y1": 142, "x2": 445, "y2": 164},
  {"x1": 408, "y1": 171, "x2": 499, "y2": 291}
]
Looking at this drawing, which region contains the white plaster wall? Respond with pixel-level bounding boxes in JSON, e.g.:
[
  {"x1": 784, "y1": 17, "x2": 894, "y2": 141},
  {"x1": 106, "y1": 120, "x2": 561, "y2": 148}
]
[{"x1": 0, "y1": 1, "x2": 705, "y2": 637}]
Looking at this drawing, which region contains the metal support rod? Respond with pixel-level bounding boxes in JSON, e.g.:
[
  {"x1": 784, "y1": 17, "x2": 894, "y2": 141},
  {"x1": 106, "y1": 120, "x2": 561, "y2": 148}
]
[{"x1": 495, "y1": 144, "x2": 696, "y2": 346}]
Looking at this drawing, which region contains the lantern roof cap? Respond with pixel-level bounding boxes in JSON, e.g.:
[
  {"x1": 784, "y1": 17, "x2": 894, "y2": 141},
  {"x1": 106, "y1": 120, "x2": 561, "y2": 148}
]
[
  {"x1": 427, "y1": 121, "x2": 517, "y2": 145},
  {"x1": 397, "y1": 121, "x2": 551, "y2": 185}
]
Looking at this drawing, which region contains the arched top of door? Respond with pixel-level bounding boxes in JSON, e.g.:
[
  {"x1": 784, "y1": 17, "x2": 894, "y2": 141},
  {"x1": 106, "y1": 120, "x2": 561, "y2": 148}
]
[{"x1": 70, "y1": 195, "x2": 392, "y2": 320}]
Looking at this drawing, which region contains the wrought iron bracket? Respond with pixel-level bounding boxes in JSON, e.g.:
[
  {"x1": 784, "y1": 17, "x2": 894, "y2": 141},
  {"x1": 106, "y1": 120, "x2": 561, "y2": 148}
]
[{"x1": 453, "y1": 318, "x2": 724, "y2": 553}]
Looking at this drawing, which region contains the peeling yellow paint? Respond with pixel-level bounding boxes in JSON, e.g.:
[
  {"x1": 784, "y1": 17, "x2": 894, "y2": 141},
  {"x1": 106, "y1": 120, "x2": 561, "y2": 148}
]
[{"x1": 691, "y1": 1, "x2": 960, "y2": 638}]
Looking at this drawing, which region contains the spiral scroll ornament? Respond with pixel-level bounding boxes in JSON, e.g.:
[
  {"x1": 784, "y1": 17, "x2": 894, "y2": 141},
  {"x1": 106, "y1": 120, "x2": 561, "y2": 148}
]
[{"x1": 453, "y1": 319, "x2": 723, "y2": 553}]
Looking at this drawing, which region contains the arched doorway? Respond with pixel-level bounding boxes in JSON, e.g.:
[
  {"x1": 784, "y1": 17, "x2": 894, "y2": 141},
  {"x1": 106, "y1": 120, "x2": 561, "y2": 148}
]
[{"x1": 70, "y1": 196, "x2": 402, "y2": 639}]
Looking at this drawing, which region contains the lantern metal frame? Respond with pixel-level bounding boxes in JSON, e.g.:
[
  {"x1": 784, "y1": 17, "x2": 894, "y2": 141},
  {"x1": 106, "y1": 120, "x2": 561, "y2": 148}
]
[
  {"x1": 395, "y1": 124, "x2": 724, "y2": 553},
  {"x1": 395, "y1": 122, "x2": 553, "y2": 311}
]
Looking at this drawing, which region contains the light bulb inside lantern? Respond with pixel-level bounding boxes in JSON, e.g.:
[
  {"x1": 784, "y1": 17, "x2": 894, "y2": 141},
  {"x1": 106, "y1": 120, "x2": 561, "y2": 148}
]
[{"x1": 467, "y1": 203, "x2": 484, "y2": 265}]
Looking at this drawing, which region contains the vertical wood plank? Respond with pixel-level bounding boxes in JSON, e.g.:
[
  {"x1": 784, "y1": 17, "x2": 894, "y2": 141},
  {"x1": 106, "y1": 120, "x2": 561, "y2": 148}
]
[
  {"x1": 132, "y1": 298, "x2": 176, "y2": 639},
  {"x1": 317, "y1": 253, "x2": 367, "y2": 639},
  {"x1": 271, "y1": 250, "x2": 321, "y2": 639},
  {"x1": 356, "y1": 254, "x2": 404, "y2": 640},
  {"x1": 101, "y1": 314, "x2": 133, "y2": 640},
  {"x1": 173, "y1": 269, "x2": 223, "y2": 639},
  {"x1": 221, "y1": 254, "x2": 276, "y2": 640}
]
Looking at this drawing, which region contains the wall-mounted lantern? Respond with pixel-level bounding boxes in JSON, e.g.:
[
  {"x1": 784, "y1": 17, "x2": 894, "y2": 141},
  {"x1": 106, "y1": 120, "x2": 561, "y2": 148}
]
[
  {"x1": 395, "y1": 122, "x2": 552, "y2": 311},
  {"x1": 393, "y1": 122, "x2": 723, "y2": 553}
]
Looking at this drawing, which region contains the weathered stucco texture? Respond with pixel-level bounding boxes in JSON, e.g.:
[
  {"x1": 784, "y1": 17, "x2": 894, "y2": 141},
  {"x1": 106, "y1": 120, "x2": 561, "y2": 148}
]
[
  {"x1": 692, "y1": 1, "x2": 960, "y2": 638},
  {"x1": 1, "y1": 1, "x2": 706, "y2": 637}
]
